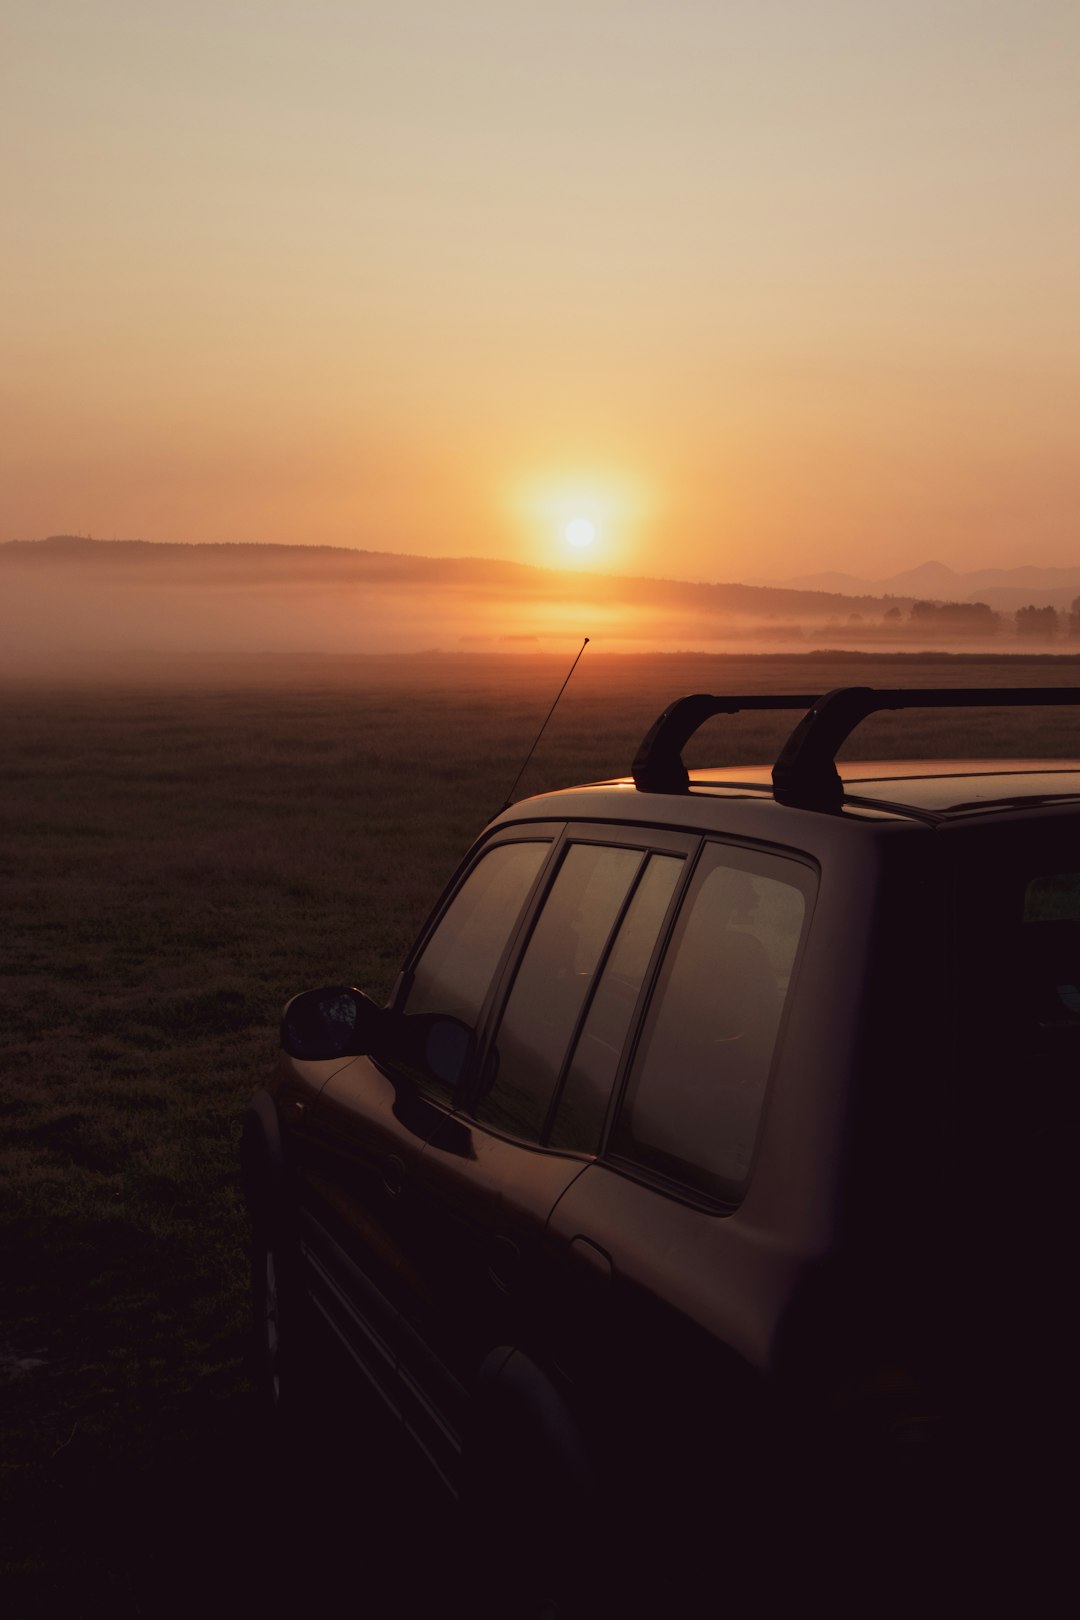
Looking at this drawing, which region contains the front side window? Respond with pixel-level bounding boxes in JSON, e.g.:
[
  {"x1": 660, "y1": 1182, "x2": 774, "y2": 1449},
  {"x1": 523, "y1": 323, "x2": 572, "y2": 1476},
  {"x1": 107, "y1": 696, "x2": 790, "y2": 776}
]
[
  {"x1": 405, "y1": 841, "x2": 549, "y2": 1031},
  {"x1": 610, "y1": 844, "x2": 812, "y2": 1202}
]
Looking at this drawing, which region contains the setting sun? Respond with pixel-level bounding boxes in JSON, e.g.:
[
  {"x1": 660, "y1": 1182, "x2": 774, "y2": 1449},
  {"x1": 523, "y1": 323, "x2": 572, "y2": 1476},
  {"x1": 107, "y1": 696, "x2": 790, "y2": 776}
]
[{"x1": 565, "y1": 517, "x2": 596, "y2": 551}]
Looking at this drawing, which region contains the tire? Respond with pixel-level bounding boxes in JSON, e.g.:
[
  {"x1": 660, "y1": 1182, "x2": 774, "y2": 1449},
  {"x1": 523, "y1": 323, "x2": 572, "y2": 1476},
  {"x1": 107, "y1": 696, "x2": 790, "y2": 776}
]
[
  {"x1": 249, "y1": 1199, "x2": 310, "y2": 1431},
  {"x1": 251, "y1": 1226, "x2": 283, "y2": 1412}
]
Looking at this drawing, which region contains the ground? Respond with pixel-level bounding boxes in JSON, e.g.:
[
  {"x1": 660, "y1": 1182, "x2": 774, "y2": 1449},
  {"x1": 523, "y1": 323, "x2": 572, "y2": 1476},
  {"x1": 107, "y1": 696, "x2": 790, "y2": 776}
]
[{"x1": 4, "y1": 648, "x2": 1079, "y2": 1612}]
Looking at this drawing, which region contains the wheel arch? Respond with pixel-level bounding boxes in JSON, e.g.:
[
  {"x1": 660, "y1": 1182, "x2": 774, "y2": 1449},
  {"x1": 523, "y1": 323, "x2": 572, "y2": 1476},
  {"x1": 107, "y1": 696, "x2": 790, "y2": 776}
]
[{"x1": 468, "y1": 1345, "x2": 595, "y2": 1505}]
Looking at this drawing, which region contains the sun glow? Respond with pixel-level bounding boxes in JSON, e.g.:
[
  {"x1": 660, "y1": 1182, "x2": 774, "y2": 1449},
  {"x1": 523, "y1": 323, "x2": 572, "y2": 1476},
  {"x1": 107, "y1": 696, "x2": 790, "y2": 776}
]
[{"x1": 565, "y1": 517, "x2": 596, "y2": 550}]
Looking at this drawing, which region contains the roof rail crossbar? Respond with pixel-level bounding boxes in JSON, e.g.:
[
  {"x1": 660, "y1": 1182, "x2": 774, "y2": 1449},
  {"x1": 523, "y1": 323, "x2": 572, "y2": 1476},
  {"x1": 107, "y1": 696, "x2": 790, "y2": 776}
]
[
  {"x1": 632, "y1": 693, "x2": 821, "y2": 793},
  {"x1": 772, "y1": 685, "x2": 1080, "y2": 811}
]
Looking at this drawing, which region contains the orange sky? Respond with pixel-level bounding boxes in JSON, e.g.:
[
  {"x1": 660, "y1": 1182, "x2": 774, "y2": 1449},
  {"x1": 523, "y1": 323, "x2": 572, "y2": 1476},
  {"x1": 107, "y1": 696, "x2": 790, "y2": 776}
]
[{"x1": 3, "y1": 1, "x2": 1077, "y2": 583}]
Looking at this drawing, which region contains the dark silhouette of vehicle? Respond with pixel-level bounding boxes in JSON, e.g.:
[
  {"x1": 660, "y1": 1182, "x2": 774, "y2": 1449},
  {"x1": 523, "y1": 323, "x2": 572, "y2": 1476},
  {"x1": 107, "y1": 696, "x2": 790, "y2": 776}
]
[{"x1": 242, "y1": 687, "x2": 1080, "y2": 1613}]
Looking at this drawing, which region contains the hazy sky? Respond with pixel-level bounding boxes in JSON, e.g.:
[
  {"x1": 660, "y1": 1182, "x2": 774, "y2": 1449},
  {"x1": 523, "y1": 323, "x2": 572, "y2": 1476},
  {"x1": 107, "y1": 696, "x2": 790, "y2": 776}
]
[{"x1": 4, "y1": 1, "x2": 1077, "y2": 582}]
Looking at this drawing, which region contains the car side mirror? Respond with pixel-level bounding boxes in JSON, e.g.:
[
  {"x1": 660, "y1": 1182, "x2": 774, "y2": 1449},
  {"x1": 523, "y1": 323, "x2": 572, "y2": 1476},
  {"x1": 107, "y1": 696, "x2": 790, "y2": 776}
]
[
  {"x1": 280, "y1": 986, "x2": 387, "y2": 1061},
  {"x1": 280, "y1": 987, "x2": 474, "y2": 1090}
]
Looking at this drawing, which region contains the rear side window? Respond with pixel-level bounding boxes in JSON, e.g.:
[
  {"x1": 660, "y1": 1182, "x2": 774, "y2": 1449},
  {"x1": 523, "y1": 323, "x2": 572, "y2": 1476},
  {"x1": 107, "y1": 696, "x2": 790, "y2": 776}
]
[
  {"x1": 405, "y1": 841, "x2": 549, "y2": 1028},
  {"x1": 477, "y1": 843, "x2": 644, "y2": 1140},
  {"x1": 610, "y1": 844, "x2": 812, "y2": 1203},
  {"x1": 549, "y1": 853, "x2": 683, "y2": 1153}
]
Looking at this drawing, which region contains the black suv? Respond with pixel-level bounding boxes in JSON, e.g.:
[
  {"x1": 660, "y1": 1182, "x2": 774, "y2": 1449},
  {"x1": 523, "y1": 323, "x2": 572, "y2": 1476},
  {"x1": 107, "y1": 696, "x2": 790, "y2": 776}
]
[{"x1": 242, "y1": 687, "x2": 1080, "y2": 1610}]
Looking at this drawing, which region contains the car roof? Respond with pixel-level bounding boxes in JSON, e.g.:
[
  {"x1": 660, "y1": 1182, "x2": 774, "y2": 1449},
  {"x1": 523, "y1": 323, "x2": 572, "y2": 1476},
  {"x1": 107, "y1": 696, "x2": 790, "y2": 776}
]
[
  {"x1": 499, "y1": 759, "x2": 1080, "y2": 832},
  {"x1": 694, "y1": 759, "x2": 1080, "y2": 815}
]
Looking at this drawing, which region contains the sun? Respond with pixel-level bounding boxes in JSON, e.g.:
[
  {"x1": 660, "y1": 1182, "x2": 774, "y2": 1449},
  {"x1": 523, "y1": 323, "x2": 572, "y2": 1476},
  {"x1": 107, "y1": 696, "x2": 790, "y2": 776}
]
[{"x1": 565, "y1": 516, "x2": 596, "y2": 551}]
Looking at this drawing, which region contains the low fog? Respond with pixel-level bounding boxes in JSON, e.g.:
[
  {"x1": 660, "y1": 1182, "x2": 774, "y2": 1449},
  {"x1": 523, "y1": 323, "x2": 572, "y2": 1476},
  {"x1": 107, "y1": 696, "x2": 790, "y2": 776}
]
[{"x1": 4, "y1": 538, "x2": 1078, "y2": 676}]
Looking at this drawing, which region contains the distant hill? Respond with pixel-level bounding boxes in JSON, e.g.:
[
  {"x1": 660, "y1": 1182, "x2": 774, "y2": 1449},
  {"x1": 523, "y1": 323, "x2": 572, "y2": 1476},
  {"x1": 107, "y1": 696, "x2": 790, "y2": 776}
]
[{"x1": 0, "y1": 535, "x2": 902, "y2": 617}]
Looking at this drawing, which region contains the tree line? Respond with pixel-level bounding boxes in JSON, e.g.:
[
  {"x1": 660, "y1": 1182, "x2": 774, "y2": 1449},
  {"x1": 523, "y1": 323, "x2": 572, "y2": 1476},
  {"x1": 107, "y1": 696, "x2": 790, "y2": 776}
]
[{"x1": 821, "y1": 597, "x2": 1080, "y2": 643}]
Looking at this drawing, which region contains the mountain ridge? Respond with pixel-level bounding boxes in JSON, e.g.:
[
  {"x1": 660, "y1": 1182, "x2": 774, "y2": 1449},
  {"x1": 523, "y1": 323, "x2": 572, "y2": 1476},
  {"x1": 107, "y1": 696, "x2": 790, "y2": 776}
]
[
  {"x1": 12, "y1": 537, "x2": 1079, "y2": 611},
  {"x1": 783, "y1": 558, "x2": 1080, "y2": 608}
]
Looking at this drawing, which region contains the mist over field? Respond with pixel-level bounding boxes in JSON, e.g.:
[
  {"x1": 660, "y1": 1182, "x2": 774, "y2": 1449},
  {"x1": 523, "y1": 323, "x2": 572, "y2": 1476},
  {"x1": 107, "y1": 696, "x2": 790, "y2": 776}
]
[{"x1": 6, "y1": 537, "x2": 1080, "y2": 674}]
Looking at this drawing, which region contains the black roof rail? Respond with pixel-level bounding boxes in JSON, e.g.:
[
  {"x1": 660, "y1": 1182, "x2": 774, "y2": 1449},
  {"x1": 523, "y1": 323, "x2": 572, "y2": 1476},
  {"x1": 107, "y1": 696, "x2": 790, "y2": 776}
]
[
  {"x1": 773, "y1": 686, "x2": 1080, "y2": 811},
  {"x1": 632, "y1": 694, "x2": 820, "y2": 793},
  {"x1": 633, "y1": 685, "x2": 1080, "y2": 811}
]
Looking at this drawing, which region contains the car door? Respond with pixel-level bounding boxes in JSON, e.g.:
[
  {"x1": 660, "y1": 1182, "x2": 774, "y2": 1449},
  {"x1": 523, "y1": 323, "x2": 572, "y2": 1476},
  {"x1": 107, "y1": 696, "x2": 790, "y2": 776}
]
[
  {"x1": 410, "y1": 831, "x2": 691, "y2": 1403},
  {"x1": 294, "y1": 832, "x2": 555, "y2": 1439},
  {"x1": 543, "y1": 840, "x2": 817, "y2": 1485}
]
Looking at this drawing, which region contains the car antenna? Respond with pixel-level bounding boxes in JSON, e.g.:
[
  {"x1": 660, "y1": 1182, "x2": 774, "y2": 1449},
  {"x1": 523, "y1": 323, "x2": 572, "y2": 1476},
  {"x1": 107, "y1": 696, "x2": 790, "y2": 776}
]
[{"x1": 498, "y1": 637, "x2": 590, "y2": 813}]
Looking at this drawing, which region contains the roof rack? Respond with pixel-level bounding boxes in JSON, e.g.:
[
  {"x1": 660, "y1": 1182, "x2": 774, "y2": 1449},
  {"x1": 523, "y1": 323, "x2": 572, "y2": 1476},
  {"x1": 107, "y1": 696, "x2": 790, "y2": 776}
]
[{"x1": 633, "y1": 686, "x2": 1080, "y2": 812}]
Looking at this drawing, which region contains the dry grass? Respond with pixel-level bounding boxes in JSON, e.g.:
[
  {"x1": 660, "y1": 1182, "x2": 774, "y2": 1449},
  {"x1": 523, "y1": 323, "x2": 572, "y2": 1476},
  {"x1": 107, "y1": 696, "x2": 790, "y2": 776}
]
[{"x1": 3, "y1": 648, "x2": 1080, "y2": 1611}]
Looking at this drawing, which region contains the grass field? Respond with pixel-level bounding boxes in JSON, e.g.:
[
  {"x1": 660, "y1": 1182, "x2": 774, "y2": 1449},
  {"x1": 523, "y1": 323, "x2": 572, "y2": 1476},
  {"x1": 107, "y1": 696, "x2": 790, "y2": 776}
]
[{"x1": 5, "y1": 648, "x2": 1080, "y2": 1612}]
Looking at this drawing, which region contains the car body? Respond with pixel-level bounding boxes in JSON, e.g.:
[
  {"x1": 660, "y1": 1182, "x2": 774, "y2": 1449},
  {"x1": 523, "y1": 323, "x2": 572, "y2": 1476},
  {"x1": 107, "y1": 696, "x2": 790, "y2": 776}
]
[{"x1": 242, "y1": 686, "x2": 1080, "y2": 1609}]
